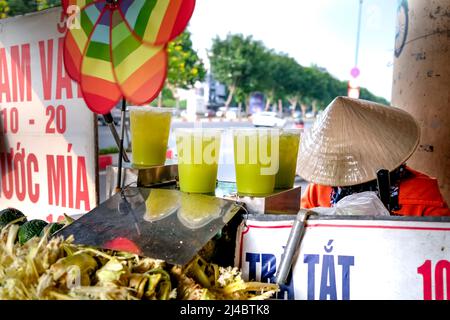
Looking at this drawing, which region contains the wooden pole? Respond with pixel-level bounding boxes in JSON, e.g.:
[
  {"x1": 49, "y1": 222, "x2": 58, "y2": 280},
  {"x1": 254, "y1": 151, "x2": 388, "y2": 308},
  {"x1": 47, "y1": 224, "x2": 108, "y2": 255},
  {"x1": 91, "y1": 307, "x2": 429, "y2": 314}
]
[{"x1": 391, "y1": 0, "x2": 450, "y2": 202}]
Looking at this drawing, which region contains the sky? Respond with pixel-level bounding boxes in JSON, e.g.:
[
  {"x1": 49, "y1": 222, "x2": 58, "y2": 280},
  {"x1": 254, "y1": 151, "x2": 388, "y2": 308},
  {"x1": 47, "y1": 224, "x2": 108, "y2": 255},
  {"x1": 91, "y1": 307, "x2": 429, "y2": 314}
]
[{"x1": 188, "y1": 0, "x2": 398, "y2": 102}]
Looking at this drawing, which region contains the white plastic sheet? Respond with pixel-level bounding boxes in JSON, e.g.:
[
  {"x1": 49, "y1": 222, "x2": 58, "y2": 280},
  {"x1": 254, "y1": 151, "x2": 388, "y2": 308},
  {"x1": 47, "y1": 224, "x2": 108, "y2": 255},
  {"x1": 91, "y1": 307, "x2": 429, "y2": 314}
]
[{"x1": 310, "y1": 191, "x2": 390, "y2": 216}]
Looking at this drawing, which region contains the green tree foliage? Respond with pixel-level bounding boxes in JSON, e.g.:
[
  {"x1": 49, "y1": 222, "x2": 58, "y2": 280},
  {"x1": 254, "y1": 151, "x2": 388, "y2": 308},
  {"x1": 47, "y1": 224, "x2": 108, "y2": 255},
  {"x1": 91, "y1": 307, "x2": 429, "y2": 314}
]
[
  {"x1": 209, "y1": 33, "x2": 389, "y2": 113},
  {"x1": 36, "y1": 0, "x2": 60, "y2": 11},
  {"x1": 157, "y1": 30, "x2": 205, "y2": 107},
  {"x1": 167, "y1": 30, "x2": 206, "y2": 90},
  {"x1": 359, "y1": 88, "x2": 389, "y2": 105},
  {"x1": 7, "y1": 0, "x2": 37, "y2": 16},
  {"x1": 0, "y1": 0, "x2": 10, "y2": 19},
  {"x1": 1, "y1": 0, "x2": 59, "y2": 18},
  {"x1": 210, "y1": 34, "x2": 267, "y2": 109},
  {"x1": 260, "y1": 52, "x2": 300, "y2": 111}
]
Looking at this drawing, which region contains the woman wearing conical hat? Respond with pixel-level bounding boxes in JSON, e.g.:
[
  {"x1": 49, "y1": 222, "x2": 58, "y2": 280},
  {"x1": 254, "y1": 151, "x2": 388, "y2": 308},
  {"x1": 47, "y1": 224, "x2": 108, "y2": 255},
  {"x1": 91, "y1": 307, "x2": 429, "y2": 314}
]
[{"x1": 299, "y1": 97, "x2": 449, "y2": 216}]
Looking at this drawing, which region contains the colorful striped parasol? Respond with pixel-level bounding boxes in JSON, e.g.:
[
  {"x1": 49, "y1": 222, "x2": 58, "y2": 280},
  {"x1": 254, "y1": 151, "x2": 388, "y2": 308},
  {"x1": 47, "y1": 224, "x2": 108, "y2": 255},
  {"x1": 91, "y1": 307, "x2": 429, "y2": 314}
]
[
  {"x1": 62, "y1": 0, "x2": 196, "y2": 114},
  {"x1": 62, "y1": 0, "x2": 196, "y2": 190}
]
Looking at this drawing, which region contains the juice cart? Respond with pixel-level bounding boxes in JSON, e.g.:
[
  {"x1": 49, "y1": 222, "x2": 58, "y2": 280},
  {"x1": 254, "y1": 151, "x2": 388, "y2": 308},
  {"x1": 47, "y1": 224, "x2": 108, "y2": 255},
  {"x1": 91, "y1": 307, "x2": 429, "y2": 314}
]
[{"x1": 99, "y1": 162, "x2": 449, "y2": 300}]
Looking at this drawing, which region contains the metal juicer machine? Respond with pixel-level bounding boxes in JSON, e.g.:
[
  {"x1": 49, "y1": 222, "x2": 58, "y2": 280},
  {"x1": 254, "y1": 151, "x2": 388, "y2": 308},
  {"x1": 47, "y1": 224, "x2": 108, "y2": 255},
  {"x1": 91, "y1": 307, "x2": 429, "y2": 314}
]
[{"x1": 58, "y1": 163, "x2": 301, "y2": 266}]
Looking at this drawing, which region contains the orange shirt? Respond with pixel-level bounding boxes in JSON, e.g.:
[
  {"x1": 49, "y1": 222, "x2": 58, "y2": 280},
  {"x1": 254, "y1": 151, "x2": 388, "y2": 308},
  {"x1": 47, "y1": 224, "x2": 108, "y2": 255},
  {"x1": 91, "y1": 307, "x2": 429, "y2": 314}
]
[{"x1": 301, "y1": 167, "x2": 450, "y2": 216}]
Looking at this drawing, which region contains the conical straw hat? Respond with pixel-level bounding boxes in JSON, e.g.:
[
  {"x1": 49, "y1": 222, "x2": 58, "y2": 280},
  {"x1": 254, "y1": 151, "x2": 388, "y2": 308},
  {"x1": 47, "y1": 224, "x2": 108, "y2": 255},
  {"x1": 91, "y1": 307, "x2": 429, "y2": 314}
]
[{"x1": 297, "y1": 96, "x2": 420, "y2": 186}]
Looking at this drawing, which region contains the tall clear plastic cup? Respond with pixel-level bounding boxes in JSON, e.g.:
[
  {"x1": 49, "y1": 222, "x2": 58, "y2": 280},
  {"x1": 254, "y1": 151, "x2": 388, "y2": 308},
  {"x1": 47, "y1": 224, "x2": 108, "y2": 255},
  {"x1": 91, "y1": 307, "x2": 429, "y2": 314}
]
[
  {"x1": 275, "y1": 128, "x2": 301, "y2": 189},
  {"x1": 175, "y1": 128, "x2": 222, "y2": 194},
  {"x1": 129, "y1": 107, "x2": 172, "y2": 167},
  {"x1": 233, "y1": 128, "x2": 279, "y2": 196}
]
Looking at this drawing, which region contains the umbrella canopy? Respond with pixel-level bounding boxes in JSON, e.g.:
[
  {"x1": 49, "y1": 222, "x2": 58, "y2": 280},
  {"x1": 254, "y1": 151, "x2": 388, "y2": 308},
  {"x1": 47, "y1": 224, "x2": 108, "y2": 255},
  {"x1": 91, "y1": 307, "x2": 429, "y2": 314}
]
[{"x1": 62, "y1": 0, "x2": 196, "y2": 114}]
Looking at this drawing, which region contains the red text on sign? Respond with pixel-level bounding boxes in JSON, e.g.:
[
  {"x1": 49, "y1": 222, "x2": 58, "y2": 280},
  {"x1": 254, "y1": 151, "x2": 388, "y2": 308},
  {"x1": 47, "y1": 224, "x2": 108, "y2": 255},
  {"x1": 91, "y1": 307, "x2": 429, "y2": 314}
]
[
  {"x1": 45, "y1": 105, "x2": 67, "y2": 134},
  {"x1": 417, "y1": 259, "x2": 449, "y2": 300},
  {"x1": 1, "y1": 107, "x2": 19, "y2": 133},
  {"x1": 0, "y1": 44, "x2": 32, "y2": 103},
  {"x1": 46, "y1": 151, "x2": 90, "y2": 211},
  {"x1": 39, "y1": 38, "x2": 82, "y2": 101},
  {"x1": 0, "y1": 144, "x2": 40, "y2": 203}
]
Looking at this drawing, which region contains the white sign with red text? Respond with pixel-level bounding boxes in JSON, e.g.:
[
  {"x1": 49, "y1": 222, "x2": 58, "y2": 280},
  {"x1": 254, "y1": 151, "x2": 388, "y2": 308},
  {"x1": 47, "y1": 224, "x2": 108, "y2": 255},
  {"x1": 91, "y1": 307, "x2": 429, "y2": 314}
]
[
  {"x1": 235, "y1": 217, "x2": 450, "y2": 300},
  {"x1": 0, "y1": 8, "x2": 97, "y2": 221}
]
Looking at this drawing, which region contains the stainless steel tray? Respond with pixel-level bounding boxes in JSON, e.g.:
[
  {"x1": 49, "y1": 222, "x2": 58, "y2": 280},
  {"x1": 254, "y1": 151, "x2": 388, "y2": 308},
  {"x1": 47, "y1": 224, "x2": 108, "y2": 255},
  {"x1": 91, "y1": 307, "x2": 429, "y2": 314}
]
[{"x1": 106, "y1": 163, "x2": 301, "y2": 215}]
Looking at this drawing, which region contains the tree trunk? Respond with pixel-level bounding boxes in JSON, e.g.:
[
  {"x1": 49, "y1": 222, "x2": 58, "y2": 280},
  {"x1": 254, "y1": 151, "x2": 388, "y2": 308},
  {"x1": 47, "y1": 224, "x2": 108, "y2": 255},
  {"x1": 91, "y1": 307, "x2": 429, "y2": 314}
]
[
  {"x1": 288, "y1": 97, "x2": 298, "y2": 117},
  {"x1": 301, "y1": 103, "x2": 307, "y2": 117},
  {"x1": 288, "y1": 97, "x2": 298, "y2": 109},
  {"x1": 265, "y1": 97, "x2": 272, "y2": 111},
  {"x1": 278, "y1": 99, "x2": 283, "y2": 115},
  {"x1": 225, "y1": 85, "x2": 235, "y2": 111},
  {"x1": 237, "y1": 102, "x2": 242, "y2": 119},
  {"x1": 246, "y1": 95, "x2": 250, "y2": 115},
  {"x1": 312, "y1": 100, "x2": 318, "y2": 115}
]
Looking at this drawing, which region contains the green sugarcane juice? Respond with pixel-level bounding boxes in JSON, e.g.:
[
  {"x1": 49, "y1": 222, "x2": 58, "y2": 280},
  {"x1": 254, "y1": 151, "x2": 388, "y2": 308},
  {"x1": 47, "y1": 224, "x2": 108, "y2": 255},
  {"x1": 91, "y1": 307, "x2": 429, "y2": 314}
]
[
  {"x1": 233, "y1": 129, "x2": 278, "y2": 196},
  {"x1": 130, "y1": 107, "x2": 172, "y2": 167},
  {"x1": 275, "y1": 130, "x2": 301, "y2": 189},
  {"x1": 176, "y1": 129, "x2": 221, "y2": 193}
]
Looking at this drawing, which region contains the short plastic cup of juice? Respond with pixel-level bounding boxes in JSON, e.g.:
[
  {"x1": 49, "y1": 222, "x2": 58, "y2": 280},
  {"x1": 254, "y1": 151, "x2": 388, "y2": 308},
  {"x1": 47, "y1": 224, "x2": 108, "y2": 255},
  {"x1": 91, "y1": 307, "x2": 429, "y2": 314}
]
[
  {"x1": 233, "y1": 128, "x2": 279, "y2": 196},
  {"x1": 275, "y1": 128, "x2": 301, "y2": 189},
  {"x1": 175, "y1": 128, "x2": 222, "y2": 194},
  {"x1": 129, "y1": 107, "x2": 172, "y2": 167}
]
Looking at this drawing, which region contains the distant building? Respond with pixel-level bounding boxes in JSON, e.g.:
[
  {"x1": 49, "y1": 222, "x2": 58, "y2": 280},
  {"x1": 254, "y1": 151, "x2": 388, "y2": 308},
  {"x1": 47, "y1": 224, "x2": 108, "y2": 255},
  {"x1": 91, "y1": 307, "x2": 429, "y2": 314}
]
[
  {"x1": 178, "y1": 72, "x2": 227, "y2": 118},
  {"x1": 248, "y1": 92, "x2": 265, "y2": 115},
  {"x1": 181, "y1": 82, "x2": 206, "y2": 119},
  {"x1": 206, "y1": 72, "x2": 226, "y2": 110}
]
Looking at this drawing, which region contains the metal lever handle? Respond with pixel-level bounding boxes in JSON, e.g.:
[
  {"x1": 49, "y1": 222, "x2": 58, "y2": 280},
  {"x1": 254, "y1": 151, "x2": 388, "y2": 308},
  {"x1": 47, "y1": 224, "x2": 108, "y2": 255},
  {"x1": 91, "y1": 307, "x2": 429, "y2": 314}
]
[
  {"x1": 377, "y1": 169, "x2": 390, "y2": 211},
  {"x1": 103, "y1": 112, "x2": 130, "y2": 163},
  {"x1": 103, "y1": 112, "x2": 114, "y2": 125},
  {"x1": 118, "y1": 189, "x2": 141, "y2": 236},
  {"x1": 276, "y1": 209, "x2": 313, "y2": 285}
]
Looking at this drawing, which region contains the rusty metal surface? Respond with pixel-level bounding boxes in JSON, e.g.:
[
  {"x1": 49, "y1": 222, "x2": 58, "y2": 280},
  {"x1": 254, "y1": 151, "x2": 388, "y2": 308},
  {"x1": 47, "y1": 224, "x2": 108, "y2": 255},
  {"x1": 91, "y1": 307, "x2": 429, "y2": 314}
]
[
  {"x1": 105, "y1": 162, "x2": 178, "y2": 199},
  {"x1": 215, "y1": 181, "x2": 301, "y2": 215},
  {"x1": 106, "y1": 164, "x2": 302, "y2": 215}
]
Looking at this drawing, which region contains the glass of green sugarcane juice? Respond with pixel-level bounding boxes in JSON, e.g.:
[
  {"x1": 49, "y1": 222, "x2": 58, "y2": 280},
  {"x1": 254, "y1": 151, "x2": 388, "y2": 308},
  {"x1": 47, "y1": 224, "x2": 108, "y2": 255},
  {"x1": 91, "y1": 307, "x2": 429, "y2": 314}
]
[
  {"x1": 176, "y1": 129, "x2": 222, "y2": 194},
  {"x1": 130, "y1": 107, "x2": 172, "y2": 167},
  {"x1": 275, "y1": 129, "x2": 301, "y2": 189},
  {"x1": 233, "y1": 128, "x2": 279, "y2": 196}
]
